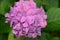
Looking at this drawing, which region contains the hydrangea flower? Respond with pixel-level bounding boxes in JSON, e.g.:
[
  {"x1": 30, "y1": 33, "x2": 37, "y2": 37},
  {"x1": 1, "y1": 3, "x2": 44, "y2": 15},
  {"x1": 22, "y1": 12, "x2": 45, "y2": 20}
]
[{"x1": 5, "y1": 0, "x2": 47, "y2": 38}]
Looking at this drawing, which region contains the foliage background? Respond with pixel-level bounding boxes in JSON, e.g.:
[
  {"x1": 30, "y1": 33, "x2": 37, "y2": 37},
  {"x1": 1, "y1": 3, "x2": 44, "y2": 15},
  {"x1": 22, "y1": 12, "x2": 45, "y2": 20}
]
[{"x1": 0, "y1": 0, "x2": 60, "y2": 40}]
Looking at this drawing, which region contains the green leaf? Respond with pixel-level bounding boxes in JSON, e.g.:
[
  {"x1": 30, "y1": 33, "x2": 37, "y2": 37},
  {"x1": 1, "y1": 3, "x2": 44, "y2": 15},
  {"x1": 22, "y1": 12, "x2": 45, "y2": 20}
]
[
  {"x1": 40, "y1": 32, "x2": 52, "y2": 40},
  {"x1": 44, "y1": 8, "x2": 60, "y2": 31},
  {"x1": 40, "y1": 32, "x2": 47, "y2": 40},
  {"x1": 0, "y1": 33, "x2": 8, "y2": 40},
  {"x1": 34, "y1": 32, "x2": 52, "y2": 40},
  {"x1": 45, "y1": 0, "x2": 58, "y2": 10},
  {"x1": 8, "y1": 31, "x2": 14, "y2": 40},
  {"x1": 16, "y1": 37, "x2": 28, "y2": 40},
  {"x1": 34, "y1": 0, "x2": 41, "y2": 7},
  {"x1": 0, "y1": 15, "x2": 11, "y2": 33},
  {"x1": 0, "y1": 0, "x2": 15, "y2": 15},
  {"x1": 51, "y1": 37, "x2": 60, "y2": 40},
  {"x1": 16, "y1": 37, "x2": 37, "y2": 40},
  {"x1": 0, "y1": 0, "x2": 10, "y2": 15}
]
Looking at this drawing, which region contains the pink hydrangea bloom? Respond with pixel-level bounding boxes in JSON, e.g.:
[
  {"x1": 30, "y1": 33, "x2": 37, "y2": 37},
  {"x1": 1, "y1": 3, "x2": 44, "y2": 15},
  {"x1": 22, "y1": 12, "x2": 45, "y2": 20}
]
[{"x1": 5, "y1": 0, "x2": 47, "y2": 38}]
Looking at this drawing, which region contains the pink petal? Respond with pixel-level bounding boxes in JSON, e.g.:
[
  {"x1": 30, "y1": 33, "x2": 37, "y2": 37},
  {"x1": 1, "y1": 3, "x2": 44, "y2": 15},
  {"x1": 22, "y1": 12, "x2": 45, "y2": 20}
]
[
  {"x1": 22, "y1": 23, "x2": 28, "y2": 27},
  {"x1": 32, "y1": 33, "x2": 37, "y2": 38},
  {"x1": 13, "y1": 23, "x2": 21, "y2": 30},
  {"x1": 20, "y1": 16, "x2": 26, "y2": 23},
  {"x1": 26, "y1": 16, "x2": 35, "y2": 25},
  {"x1": 5, "y1": 13, "x2": 10, "y2": 17},
  {"x1": 40, "y1": 21, "x2": 47, "y2": 28}
]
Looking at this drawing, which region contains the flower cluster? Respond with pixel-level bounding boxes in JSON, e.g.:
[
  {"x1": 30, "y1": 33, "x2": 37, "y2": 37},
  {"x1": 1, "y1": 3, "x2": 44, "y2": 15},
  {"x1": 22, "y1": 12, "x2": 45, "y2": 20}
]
[{"x1": 5, "y1": 0, "x2": 47, "y2": 38}]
